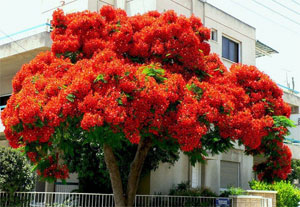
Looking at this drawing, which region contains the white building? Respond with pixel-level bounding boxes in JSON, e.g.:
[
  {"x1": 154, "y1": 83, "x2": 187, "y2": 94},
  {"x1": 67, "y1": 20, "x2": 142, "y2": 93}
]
[{"x1": 0, "y1": 0, "x2": 299, "y2": 195}]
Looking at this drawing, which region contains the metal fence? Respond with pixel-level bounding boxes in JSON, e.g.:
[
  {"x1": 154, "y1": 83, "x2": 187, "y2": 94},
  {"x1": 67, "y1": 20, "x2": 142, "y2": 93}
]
[{"x1": 0, "y1": 192, "x2": 232, "y2": 207}]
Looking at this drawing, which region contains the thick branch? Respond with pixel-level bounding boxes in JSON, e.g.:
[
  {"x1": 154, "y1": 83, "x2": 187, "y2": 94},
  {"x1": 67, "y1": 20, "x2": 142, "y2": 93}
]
[
  {"x1": 126, "y1": 137, "x2": 152, "y2": 206},
  {"x1": 103, "y1": 144, "x2": 126, "y2": 207}
]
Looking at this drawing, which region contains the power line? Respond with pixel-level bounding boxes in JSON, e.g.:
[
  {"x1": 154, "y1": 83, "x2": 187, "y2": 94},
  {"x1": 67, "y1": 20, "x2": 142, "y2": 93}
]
[
  {"x1": 291, "y1": 0, "x2": 300, "y2": 6},
  {"x1": 227, "y1": 0, "x2": 300, "y2": 35},
  {"x1": 0, "y1": 29, "x2": 28, "y2": 52},
  {"x1": 252, "y1": 0, "x2": 300, "y2": 27},
  {"x1": 271, "y1": 0, "x2": 300, "y2": 15},
  {"x1": 0, "y1": 29, "x2": 37, "y2": 61}
]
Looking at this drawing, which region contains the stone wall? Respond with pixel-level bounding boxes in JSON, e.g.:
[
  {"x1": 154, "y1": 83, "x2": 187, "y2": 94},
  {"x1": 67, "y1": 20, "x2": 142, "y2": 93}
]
[
  {"x1": 230, "y1": 195, "x2": 263, "y2": 207},
  {"x1": 247, "y1": 190, "x2": 276, "y2": 207}
]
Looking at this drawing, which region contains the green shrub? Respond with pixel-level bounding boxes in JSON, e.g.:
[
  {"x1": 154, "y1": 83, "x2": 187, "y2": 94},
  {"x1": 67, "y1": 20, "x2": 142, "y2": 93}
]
[
  {"x1": 169, "y1": 182, "x2": 217, "y2": 197},
  {"x1": 0, "y1": 146, "x2": 36, "y2": 193},
  {"x1": 249, "y1": 180, "x2": 300, "y2": 207},
  {"x1": 169, "y1": 182, "x2": 218, "y2": 206},
  {"x1": 219, "y1": 187, "x2": 247, "y2": 197}
]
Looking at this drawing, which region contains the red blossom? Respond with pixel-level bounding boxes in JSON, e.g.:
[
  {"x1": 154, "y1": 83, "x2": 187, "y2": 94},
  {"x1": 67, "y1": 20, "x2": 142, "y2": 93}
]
[{"x1": 1, "y1": 6, "x2": 292, "y2": 182}]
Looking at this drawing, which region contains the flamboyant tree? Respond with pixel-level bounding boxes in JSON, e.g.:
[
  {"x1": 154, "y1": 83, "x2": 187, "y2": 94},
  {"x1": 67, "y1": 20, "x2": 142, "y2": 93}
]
[{"x1": 1, "y1": 6, "x2": 293, "y2": 206}]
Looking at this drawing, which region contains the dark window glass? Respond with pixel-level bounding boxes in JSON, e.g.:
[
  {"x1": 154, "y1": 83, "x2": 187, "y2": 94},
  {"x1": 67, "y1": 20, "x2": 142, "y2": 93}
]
[
  {"x1": 211, "y1": 30, "x2": 217, "y2": 41},
  {"x1": 222, "y1": 36, "x2": 239, "y2": 63},
  {"x1": 0, "y1": 95, "x2": 10, "y2": 109}
]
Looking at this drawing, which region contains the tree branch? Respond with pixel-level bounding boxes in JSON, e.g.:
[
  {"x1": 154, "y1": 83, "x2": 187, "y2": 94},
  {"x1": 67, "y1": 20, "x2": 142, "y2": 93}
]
[
  {"x1": 126, "y1": 137, "x2": 152, "y2": 206},
  {"x1": 103, "y1": 144, "x2": 126, "y2": 207}
]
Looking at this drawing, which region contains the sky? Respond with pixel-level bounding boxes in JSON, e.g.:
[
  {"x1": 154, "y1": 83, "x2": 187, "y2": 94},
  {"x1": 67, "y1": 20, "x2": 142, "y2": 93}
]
[{"x1": 0, "y1": 0, "x2": 300, "y2": 90}]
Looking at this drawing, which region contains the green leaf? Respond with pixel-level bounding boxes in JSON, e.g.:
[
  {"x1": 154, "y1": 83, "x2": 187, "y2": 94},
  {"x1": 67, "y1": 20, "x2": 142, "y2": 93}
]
[
  {"x1": 116, "y1": 20, "x2": 121, "y2": 27},
  {"x1": 14, "y1": 103, "x2": 20, "y2": 110},
  {"x1": 31, "y1": 164, "x2": 38, "y2": 172},
  {"x1": 186, "y1": 83, "x2": 203, "y2": 100},
  {"x1": 31, "y1": 75, "x2": 39, "y2": 84},
  {"x1": 66, "y1": 93, "x2": 76, "y2": 102},
  {"x1": 94, "y1": 74, "x2": 107, "y2": 83},
  {"x1": 213, "y1": 68, "x2": 224, "y2": 73},
  {"x1": 117, "y1": 98, "x2": 123, "y2": 105},
  {"x1": 35, "y1": 118, "x2": 44, "y2": 128},
  {"x1": 11, "y1": 122, "x2": 24, "y2": 133},
  {"x1": 142, "y1": 65, "x2": 167, "y2": 83}
]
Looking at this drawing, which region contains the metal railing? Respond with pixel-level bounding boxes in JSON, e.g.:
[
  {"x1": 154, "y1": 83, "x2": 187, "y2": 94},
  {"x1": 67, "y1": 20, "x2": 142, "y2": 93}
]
[
  {"x1": 0, "y1": 192, "x2": 233, "y2": 207},
  {"x1": 0, "y1": 23, "x2": 51, "y2": 46}
]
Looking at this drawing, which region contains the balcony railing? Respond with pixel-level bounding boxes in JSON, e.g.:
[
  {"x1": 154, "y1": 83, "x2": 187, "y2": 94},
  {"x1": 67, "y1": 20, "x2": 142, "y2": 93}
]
[{"x1": 0, "y1": 23, "x2": 51, "y2": 46}]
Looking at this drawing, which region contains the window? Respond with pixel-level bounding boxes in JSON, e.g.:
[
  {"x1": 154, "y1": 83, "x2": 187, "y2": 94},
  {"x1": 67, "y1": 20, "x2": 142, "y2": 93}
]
[
  {"x1": 0, "y1": 95, "x2": 10, "y2": 110},
  {"x1": 291, "y1": 105, "x2": 299, "y2": 114},
  {"x1": 211, "y1": 29, "x2": 217, "y2": 41},
  {"x1": 222, "y1": 36, "x2": 239, "y2": 63},
  {"x1": 220, "y1": 161, "x2": 240, "y2": 188}
]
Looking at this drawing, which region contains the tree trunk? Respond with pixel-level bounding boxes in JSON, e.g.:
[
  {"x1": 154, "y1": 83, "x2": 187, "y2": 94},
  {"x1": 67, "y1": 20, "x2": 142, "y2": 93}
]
[
  {"x1": 103, "y1": 144, "x2": 126, "y2": 207},
  {"x1": 104, "y1": 137, "x2": 152, "y2": 207},
  {"x1": 126, "y1": 137, "x2": 152, "y2": 207}
]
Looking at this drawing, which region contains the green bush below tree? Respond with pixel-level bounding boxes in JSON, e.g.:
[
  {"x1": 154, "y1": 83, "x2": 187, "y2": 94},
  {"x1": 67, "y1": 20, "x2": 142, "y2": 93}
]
[{"x1": 249, "y1": 180, "x2": 300, "y2": 207}]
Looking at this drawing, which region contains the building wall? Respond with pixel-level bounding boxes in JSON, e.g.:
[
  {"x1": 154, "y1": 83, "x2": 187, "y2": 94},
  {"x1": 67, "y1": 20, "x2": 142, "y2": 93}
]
[
  {"x1": 149, "y1": 152, "x2": 190, "y2": 194},
  {"x1": 282, "y1": 91, "x2": 300, "y2": 160},
  {"x1": 203, "y1": 3, "x2": 256, "y2": 67}
]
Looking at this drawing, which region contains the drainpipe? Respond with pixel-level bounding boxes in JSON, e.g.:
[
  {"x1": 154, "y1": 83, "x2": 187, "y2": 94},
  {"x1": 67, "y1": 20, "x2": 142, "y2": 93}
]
[
  {"x1": 115, "y1": 0, "x2": 126, "y2": 10},
  {"x1": 202, "y1": 0, "x2": 206, "y2": 26},
  {"x1": 194, "y1": 0, "x2": 206, "y2": 26}
]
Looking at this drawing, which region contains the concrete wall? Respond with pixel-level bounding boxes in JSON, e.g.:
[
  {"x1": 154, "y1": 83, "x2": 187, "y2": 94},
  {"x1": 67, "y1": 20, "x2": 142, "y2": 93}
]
[
  {"x1": 0, "y1": 139, "x2": 9, "y2": 147},
  {"x1": 150, "y1": 146, "x2": 254, "y2": 195},
  {"x1": 149, "y1": 152, "x2": 190, "y2": 194},
  {"x1": 126, "y1": 0, "x2": 156, "y2": 16},
  {"x1": 203, "y1": 3, "x2": 256, "y2": 67},
  {"x1": 0, "y1": 74, "x2": 14, "y2": 96},
  {"x1": 230, "y1": 195, "x2": 266, "y2": 207},
  {"x1": 283, "y1": 92, "x2": 300, "y2": 108},
  {"x1": 247, "y1": 190, "x2": 277, "y2": 207},
  {"x1": 282, "y1": 91, "x2": 300, "y2": 160}
]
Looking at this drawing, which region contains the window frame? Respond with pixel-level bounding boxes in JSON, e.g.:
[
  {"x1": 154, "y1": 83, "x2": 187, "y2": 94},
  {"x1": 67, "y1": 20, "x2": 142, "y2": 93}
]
[
  {"x1": 220, "y1": 160, "x2": 240, "y2": 190},
  {"x1": 210, "y1": 28, "x2": 218, "y2": 42},
  {"x1": 222, "y1": 35, "x2": 240, "y2": 63}
]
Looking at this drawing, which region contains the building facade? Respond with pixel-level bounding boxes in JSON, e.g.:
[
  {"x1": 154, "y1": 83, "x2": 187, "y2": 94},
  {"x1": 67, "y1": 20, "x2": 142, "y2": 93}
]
[{"x1": 0, "y1": 0, "x2": 299, "y2": 195}]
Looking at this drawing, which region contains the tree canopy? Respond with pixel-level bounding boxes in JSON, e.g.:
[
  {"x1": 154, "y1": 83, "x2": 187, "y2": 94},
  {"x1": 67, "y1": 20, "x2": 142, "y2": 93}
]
[{"x1": 1, "y1": 6, "x2": 293, "y2": 206}]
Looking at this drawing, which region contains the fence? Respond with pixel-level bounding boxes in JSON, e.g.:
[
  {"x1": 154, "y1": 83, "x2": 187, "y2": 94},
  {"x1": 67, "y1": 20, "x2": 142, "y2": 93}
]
[{"x1": 0, "y1": 192, "x2": 232, "y2": 207}]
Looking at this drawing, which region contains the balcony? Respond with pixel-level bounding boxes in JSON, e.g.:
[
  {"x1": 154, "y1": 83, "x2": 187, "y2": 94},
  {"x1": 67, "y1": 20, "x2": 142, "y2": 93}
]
[{"x1": 0, "y1": 24, "x2": 52, "y2": 98}]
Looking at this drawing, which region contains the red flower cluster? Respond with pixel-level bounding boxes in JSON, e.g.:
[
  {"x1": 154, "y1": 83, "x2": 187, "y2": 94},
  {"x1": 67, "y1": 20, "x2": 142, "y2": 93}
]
[
  {"x1": 37, "y1": 155, "x2": 69, "y2": 180},
  {"x1": 1, "y1": 6, "x2": 291, "y2": 181}
]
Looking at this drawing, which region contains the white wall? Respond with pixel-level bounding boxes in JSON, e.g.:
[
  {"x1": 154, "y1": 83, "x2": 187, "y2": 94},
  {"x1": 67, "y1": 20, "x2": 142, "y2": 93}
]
[
  {"x1": 150, "y1": 152, "x2": 190, "y2": 194},
  {"x1": 203, "y1": 3, "x2": 256, "y2": 67}
]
